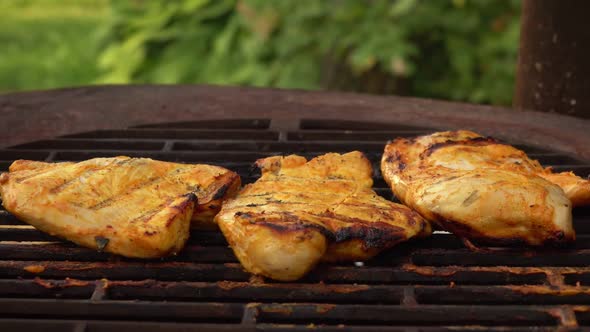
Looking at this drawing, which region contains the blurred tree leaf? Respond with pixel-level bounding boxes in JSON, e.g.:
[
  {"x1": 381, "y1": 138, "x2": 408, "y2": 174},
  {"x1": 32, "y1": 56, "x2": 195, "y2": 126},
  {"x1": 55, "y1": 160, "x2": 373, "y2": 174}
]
[{"x1": 99, "y1": 0, "x2": 521, "y2": 105}]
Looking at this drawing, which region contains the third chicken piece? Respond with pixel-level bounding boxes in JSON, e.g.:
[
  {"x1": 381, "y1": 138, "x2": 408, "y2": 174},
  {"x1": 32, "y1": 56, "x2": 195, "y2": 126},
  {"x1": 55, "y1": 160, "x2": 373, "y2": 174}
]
[{"x1": 381, "y1": 130, "x2": 587, "y2": 247}]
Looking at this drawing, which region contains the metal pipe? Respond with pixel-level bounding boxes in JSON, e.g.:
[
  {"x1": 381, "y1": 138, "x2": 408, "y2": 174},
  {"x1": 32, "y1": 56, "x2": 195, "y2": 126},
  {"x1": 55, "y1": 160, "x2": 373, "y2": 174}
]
[{"x1": 514, "y1": 0, "x2": 590, "y2": 118}]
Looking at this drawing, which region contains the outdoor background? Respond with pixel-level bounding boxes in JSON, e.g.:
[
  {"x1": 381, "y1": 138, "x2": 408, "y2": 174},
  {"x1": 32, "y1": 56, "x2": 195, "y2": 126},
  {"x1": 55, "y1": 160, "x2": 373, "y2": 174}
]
[{"x1": 0, "y1": 0, "x2": 521, "y2": 106}]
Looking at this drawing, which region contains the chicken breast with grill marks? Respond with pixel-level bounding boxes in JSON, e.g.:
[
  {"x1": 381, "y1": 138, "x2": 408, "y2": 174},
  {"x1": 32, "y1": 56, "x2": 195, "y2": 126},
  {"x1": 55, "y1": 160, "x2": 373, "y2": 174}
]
[
  {"x1": 0, "y1": 156, "x2": 240, "y2": 258},
  {"x1": 216, "y1": 151, "x2": 430, "y2": 281},
  {"x1": 381, "y1": 130, "x2": 576, "y2": 247}
]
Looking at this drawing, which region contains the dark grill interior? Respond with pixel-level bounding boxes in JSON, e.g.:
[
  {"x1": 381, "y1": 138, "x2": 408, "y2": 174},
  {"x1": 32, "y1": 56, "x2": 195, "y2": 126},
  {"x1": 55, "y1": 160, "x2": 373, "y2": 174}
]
[{"x1": 2, "y1": 118, "x2": 590, "y2": 331}]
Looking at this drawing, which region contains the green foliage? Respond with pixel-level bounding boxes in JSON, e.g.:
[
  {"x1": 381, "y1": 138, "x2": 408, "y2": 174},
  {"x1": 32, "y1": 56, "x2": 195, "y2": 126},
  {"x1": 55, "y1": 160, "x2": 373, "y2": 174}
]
[
  {"x1": 0, "y1": 0, "x2": 108, "y2": 92},
  {"x1": 0, "y1": 0, "x2": 520, "y2": 105},
  {"x1": 99, "y1": 0, "x2": 520, "y2": 105}
]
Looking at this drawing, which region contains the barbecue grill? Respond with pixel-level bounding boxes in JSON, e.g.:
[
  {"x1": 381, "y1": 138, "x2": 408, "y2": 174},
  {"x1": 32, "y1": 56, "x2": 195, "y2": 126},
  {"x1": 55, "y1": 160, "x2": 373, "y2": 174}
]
[{"x1": 2, "y1": 85, "x2": 590, "y2": 331}]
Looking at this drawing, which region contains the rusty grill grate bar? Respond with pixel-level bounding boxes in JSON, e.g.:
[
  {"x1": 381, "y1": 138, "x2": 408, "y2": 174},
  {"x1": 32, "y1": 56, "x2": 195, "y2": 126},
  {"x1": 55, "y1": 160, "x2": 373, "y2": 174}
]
[{"x1": 1, "y1": 118, "x2": 590, "y2": 331}]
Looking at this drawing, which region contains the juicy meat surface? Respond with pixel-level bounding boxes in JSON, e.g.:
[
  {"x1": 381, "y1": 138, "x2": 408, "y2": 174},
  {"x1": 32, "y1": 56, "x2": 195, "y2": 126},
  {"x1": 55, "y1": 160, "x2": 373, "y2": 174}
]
[
  {"x1": 0, "y1": 156, "x2": 240, "y2": 258},
  {"x1": 216, "y1": 151, "x2": 430, "y2": 281},
  {"x1": 381, "y1": 130, "x2": 576, "y2": 247}
]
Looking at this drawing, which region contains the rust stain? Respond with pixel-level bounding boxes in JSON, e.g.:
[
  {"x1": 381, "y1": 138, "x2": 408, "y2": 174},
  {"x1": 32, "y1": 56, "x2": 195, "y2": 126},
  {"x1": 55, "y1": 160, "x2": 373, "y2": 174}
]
[
  {"x1": 55, "y1": 264, "x2": 96, "y2": 271},
  {"x1": 505, "y1": 285, "x2": 590, "y2": 296},
  {"x1": 326, "y1": 284, "x2": 370, "y2": 294},
  {"x1": 573, "y1": 305, "x2": 590, "y2": 312},
  {"x1": 108, "y1": 279, "x2": 157, "y2": 287},
  {"x1": 65, "y1": 278, "x2": 90, "y2": 287},
  {"x1": 402, "y1": 264, "x2": 457, "y2": 277},
  {"x1": 32, "y1": 277, "x2": 88, "y2": 289},
  {"x1": 402, "y1": 264, "x2": 547, "y2": 276},
  {"x1": 98, "y1": 278, "x2": 110, "y2": 290},
  {"x1": 546, "y1": 307, "x2": 578, "y2": 328},
  {"x1": 469, "y1": 266, "x2": 547, "y2": 274},
  {"x1": 545, "y1": 268, "x2": 565, "y2": 287},
  {"x1": 261, "y1": 305, "x2": 293, "y2": 315},
  {"x1": 315, "y1": 304, "x2": 336, "y2": 314},
  {"x1": 217, "y1": 281, "x2": 247, "y2": 291},
  {"x1": 52, "y1": 261, "x2": 195, "y2": 271},
  {"x1": 561, "y1": 267, "x2": 590, "y2": 273},
  {"x1": 23, "y1": 265, "x2": 45, "y2": 274},
  {"x1": 25, "y1": 261, "x2": 117, "y2": 272},
  {"x1": 249, "y1": 274, "x2": 266, "y2": 284},
  {"x1": 33, "y1": 277, "x2": 55, "y2": 289},
  {"x1": 239, "y1": 281, "x2": 370, "y2": 294}
]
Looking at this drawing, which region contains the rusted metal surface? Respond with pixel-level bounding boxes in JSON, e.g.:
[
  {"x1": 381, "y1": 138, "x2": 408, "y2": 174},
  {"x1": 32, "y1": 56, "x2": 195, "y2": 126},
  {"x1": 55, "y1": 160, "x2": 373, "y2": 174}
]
[
  {"x1": 515, "y1": 0, "x2": 590, "y2": 118},
  {"x1": 106, "y1": 280, "x2": 390, "y2": 303},
  {"x1": 1, "y1": 118, "x2": 590, "y2": 330},
  {"x1": 255, "y1": 303, "x2": 559, "y2": 326},
  {"x1": 0, "y1": 278, "x2": 94, "y2": 299},
  {"x1": 2, "y1": 85, "x2": 590, "y2": 160}
]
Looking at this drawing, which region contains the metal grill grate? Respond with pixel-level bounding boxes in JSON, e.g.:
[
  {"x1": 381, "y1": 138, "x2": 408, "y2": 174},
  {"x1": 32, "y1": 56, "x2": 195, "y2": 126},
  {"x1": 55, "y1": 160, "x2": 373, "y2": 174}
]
[{"x1": 1, "y1": 118, "x2": 590, "y2": 331}]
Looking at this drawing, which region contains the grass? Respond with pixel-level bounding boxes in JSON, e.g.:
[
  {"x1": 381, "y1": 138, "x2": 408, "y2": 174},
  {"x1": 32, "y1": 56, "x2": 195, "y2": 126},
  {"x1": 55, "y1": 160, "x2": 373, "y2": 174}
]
[{"x1": 0, "y1": 0, "x2": 109, "y2": 93}]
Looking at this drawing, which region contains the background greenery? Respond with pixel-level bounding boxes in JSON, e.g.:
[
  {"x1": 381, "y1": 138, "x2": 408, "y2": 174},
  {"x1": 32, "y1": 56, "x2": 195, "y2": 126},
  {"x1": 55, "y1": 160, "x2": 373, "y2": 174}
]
[
  {"x1": 0, "y1": 0, "x2": 521, "y2": 106},
  {"x1": 0, "y1": 0, "x2": 108, "y2": 92}
]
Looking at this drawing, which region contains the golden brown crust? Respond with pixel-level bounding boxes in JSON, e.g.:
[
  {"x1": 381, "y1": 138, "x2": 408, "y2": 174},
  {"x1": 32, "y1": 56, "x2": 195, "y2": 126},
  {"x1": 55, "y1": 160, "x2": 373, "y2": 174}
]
[
  {"x1": 538, "y1": 171, "x2": 590, "y2": 206},
  {"x1": 216, "y1": 151, "x2": 430, "y2": 281},
  {"x1": 191, "y1": 170, "x2": 241, "y2": 229},
  {"x1": 0, "y1": 157, "x2": 240, "y2": 258},
  {"x1": 381, "y1": 130, "x2": 575, "y2": 247}
]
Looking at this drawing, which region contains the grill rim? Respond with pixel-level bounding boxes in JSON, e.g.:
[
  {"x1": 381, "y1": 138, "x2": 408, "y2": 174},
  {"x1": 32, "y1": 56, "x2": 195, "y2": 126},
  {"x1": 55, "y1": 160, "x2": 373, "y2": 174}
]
[{"x1": 1, "y1": 85, "x2": 590, "y2": 161}]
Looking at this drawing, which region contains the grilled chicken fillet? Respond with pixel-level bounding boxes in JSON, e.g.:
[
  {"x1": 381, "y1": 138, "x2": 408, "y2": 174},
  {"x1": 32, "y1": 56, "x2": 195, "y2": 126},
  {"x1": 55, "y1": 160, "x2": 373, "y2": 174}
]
[
  {"x1": 216, "y1": 152, "x2": 430, "y2": 281},
  {"x1": 0, "y1": 156, "x2": 240, "y2": 258},
  {"x1": 381, "y1": 130, "x2": 576, "y2": 247}
]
